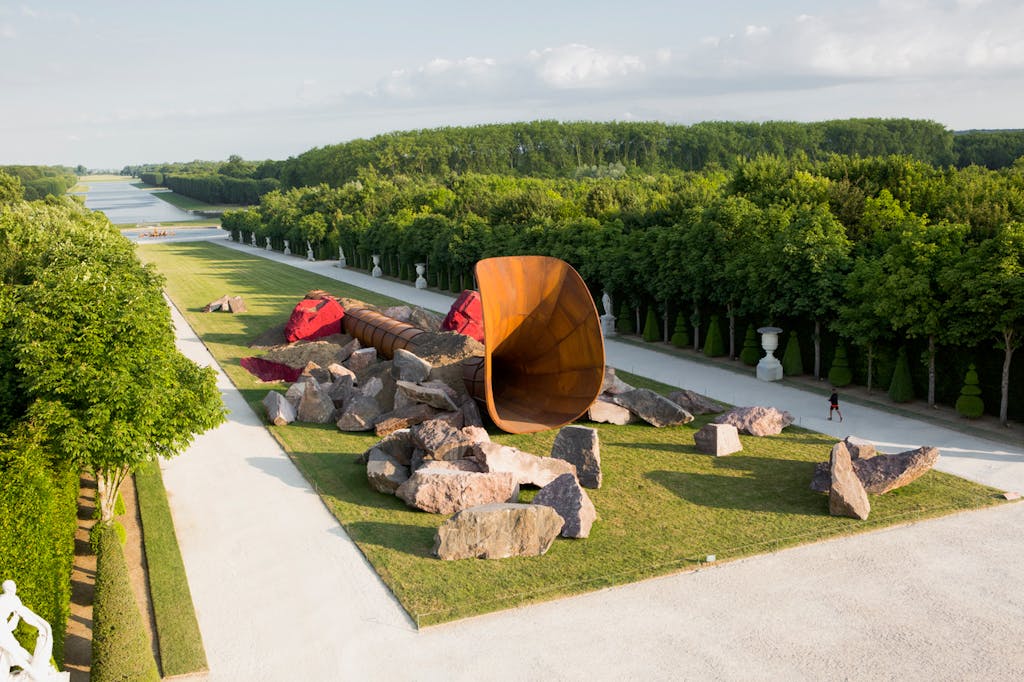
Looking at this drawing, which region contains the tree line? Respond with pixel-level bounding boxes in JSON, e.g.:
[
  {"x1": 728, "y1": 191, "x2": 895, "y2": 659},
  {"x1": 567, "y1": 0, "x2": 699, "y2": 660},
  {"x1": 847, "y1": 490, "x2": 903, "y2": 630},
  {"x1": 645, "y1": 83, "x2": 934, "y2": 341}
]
[
  {"x1": 0, "y1": 164, "x2": 78, "y2": 200},
  {"x1": 222, "y1": 153, "x2": 1024, "y2": 424}
]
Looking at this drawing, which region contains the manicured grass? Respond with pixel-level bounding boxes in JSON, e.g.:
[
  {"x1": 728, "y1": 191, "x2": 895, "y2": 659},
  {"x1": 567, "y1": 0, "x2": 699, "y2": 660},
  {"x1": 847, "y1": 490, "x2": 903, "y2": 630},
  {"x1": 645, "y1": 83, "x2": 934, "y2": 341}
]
[
  {"x1": 147, "y1": 189, "x2": 239, "y2": 213},
  {"x1": 134, "y1": 461, "x2": 208, "y2": 677},
  {"x1": 138, "y1": 241, "x2": 1009, "y2": 627}
]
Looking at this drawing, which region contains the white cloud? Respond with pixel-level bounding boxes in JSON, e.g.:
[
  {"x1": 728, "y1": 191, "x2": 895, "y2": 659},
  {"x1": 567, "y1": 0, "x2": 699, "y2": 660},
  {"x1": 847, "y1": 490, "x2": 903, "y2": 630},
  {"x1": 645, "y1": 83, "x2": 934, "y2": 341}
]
[
  {"x1": 0, "y1": 23, "x2": 15, "y2": 39},
  {"x1": 528, "y1": 44, "x2": 645, "y2": 88}
]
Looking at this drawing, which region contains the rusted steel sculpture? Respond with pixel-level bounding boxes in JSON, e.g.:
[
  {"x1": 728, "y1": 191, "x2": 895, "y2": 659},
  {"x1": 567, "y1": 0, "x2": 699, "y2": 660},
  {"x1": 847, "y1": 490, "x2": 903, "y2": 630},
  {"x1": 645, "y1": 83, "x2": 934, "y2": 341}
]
[{"x1": 342, "y1": 256, "x2": 605, "y2": 434}]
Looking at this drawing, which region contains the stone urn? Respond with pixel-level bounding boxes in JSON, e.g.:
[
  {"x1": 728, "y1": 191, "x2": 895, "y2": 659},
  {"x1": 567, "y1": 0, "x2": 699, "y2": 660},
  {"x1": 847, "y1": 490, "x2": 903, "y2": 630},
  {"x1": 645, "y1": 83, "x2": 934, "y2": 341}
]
[
  {"x1": 283, "y1": 239, "x2": 291, "y2": 255},
  {"x1": 756, "y1": 327, "x2": 783, "y2": 381},
  {"x1": 371, "y1": 254, "x2": 383, "y2": 278},
  {"x1": 250, "y1": 232, "x2": 258, "y2": 247},
  {"x1": 265, "y1": 236, "x2": 272, "y2": 251},
  {"x1": 415, "y1": 263, "x2": 428, "y2": 289},
  {"x1": 336, "y1": 246, "x2": 347, "y2": 268}
]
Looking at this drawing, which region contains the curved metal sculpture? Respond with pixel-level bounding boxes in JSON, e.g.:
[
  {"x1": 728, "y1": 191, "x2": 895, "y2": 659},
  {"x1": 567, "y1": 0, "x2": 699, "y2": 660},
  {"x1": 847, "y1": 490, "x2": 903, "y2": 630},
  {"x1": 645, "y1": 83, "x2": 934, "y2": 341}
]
[
  {"x1": 342, "y1": 307, "x2": 425, "y2": 358},
  {"x1": 462, "y1": 256, "x2": 605, "y2": 434}
]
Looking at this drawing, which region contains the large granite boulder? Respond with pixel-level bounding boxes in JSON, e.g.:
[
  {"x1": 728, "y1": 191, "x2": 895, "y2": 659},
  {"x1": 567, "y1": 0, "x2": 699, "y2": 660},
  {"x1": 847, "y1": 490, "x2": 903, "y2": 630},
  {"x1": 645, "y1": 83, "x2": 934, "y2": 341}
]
[
  {"x1": 366, "y1": 450, "x2": 410, "y2": 494},
  {"x1": 666, "y1": 389, "x2": 727, "y2": 415},
  {"x1": 262, "y1": 391, "x2": 295, "y2": 426},
  {"x1": 811, "y1": 444, "x2": 940, "y2": 494},
  {"x1": 346, "y1": 347, "x2": 378, "y2": 373},
  {"x1": 433, "y1": 503, "x2": 564, "y2": 560},
  {"x1": 296, "y1": 380, "x2": 336, "y2": 424},
  {"x1": 611, "y1": 388, "x2": 694, "y2": 427},
  {"x1": 550, "y1": 425, "x2": 602, "y2": 489},
  {"x1": 844, "y1": 435, "x2": 877, "y2": 460},
  {"x1": 327, "y1": 362, "x2": 357, "y2": 384},
  {"x1": 411, "y1": 419, "x2": 478, "y2": 461},
  {"x1": 600, "y1": 367, "x2": 634, "y2": 395},
  {"x1": 470, "y1": 441, "x2": 578, "y2": 488},
  {"x1": 692, "y1": 423, "x2": 743, "y2": 456},
  {"x1": 300, "y1": 361, "x2": 332, "y2": 385},
  {"x1": 392, "y1": 348, "x2": 433, "y2": 383},
  {"x1": 395, "y1": 380, "x2": 460, "y2": 411},
  {"x1": 713, "y1": 406, "x2": 794, "y2": 436},
  {"x1": 459, "y1": 397, "x2": 485, "y2": 428},
  {"x1": 359, "y1": 428, "x2": 415, "y2": 466},
  {"x1": 829, "y1": 442, "x2": 870, "y2": 520},
  {"x1": 373, "y1": 403, "x2": 440, "y2": 437},
  {"x1": 284, "y1": 379, "x2": 310, "y2": 408},
  {"x1": 396, "y1": 470, "x2": 519, "y2": 514},
  {"x1": 409, "y1": 307, "x2": 444, "y2": 333},
  {"x1": 586, "y1": 397, "x2": 637, "y2": 425},
  {"x1": 328, "y1": 375, "x2": 355, "y2": 407},
  {"x1": 335, "y1": 394, "x2": 383, "y2": 431},
  {"x1": 532, "y1": 473, "x2": 596, "y2": 538}
]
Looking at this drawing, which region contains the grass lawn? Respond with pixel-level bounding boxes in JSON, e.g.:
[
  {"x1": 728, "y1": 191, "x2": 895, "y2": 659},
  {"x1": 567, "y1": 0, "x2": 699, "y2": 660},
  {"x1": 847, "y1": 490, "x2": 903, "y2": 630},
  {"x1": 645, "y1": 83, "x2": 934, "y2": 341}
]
[
  {"x1": 136, "y1": 186, "x2": 240, "y2": 213},
  {"x1": 138, "y1": 241, "x2": 1008, "y2": 627}
]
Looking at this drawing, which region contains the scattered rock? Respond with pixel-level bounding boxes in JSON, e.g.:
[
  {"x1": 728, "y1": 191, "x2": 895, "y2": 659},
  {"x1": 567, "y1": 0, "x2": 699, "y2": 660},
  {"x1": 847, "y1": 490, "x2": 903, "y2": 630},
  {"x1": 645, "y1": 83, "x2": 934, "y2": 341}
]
[
  {"x1": 262, "y1": 391, "x2": 295, "y2": 426},
  {"x1": 336, "y1": 394, "x2": 383, "y2": 431},
  {"x1": 693, "y1": 423, "x2": 743, "y2": 456},
  {"x1": 337, "y1": 337, "x2": 361, "y2": 363},
  {"x1": 829, "y1": 442, "x2": 870, "y2": 520},
  {"x1": 355, "y1": 362, "x2": 396, "y2": 411},
  {"x1": 433, "y1": 503, "x2": 564, "y2": 560},
  {"x1": 600, "y1": 367, "x2": 634, "y2": 395},
  {"x1": 532, "y1": 473, "x2": 596, "y2": 538},
  {"x1": 811, "y1": 446, "x2": 940, "y2": 494},
  {"x1": 328, "y1": 375, "x2": 355, "y2": 407},
  {"x1": 395, "y1": 380, "x2": 460, "y2": 411},
  {"x1": 300, "y1": 361, "x2": 332, "y2": 385},
  {"x1": 396, "y1": 470, "x2": 519, "y2": 514},
  {"x1": 411, "y1": 419, "x2": 477, "y2": 461},
  {"x1": 470, "y1": 441, "x2": 578, "y2": 487},
  {"x1": 420, "y1": 459, "x2": 484, "y2": 473},
  {"x1": 360, "y1": 428, "x2": 415, "y2": 466},
  {"x1": 392, "y1": 348, "x2": 433, "y2": 383},
  {"x1": 373, "y1": 403, "x2": 440, "y2": 437},
  {"x1": 380, "y1": 305, "x2": 413, "y2": 322},
  {"x1": 226, "y1": 295, "x2": 247, "y2": 313},
  {"x1": 409, "y1": 307, "x2": 444, "y2": 333},
  {"x1": 551, "y1": 425, "x2": 602, "y2": 489},
  {"x1": 366, "y1": 450, "x2": 410, "y2": 494},
  {"x1": 586, "y1": 397, "x2": 637, "y2": 425},
  {"x1": 666, "y1": 389, "x2": 727, "y2": 415},
  {"x1": 346, "y1": 347, "x2": 378, "y2": 373},
  {"x1": 843, "y1": 435, "x2": 877, "y2": 460},
  {"x1": 1003, "y1": 491, "x2": 1021, "y2": 501},
  {"x1": 284, "y1": 380, "x2": 308, "y2": 408},
  {"x1": 611, "y1": 388, "x2": 694, "y2": 427},
  {"x1": 327, "y1": 363, "x2": 357, "y2": 384},
  {"x1": 714, "y1": 406, "x2": 794, "y2": 436},
  {"x1": 201, "y1": 295, "x2": 230, "y2": 312},
  {"x1": 360, "y1": 376, "x2": 385, "y2": 399},
  {"x1": 296, "y1": 380, "x2": 336, "y2": 424},
  {"x1": 459, "y1": 397, "x2": 485, "y2": 428},
  {"x1": 431, "y1": 411, "x2": 465, "y2": 429}
]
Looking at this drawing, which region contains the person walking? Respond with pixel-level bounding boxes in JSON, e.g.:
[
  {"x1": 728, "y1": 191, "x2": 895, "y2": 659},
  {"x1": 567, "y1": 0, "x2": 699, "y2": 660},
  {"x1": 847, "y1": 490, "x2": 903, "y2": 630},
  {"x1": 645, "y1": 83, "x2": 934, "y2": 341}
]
[{"x1": 828, "y1": 388, "x2": 843, "y2": 422}]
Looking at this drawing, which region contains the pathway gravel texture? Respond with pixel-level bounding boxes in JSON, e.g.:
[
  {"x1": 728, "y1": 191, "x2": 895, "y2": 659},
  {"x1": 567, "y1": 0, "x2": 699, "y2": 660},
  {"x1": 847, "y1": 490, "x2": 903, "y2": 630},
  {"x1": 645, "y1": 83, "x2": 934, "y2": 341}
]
[{"x1": 159, "y1": 234, "x2": 1024, "y2": 680}]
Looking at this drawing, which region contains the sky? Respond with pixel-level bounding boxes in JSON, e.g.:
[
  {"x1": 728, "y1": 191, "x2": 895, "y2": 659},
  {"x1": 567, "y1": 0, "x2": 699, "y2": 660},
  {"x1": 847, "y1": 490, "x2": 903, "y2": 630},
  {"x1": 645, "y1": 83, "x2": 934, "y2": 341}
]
[{"x1": 2, "y1": 0, "x2": 1023, "y2": 169}]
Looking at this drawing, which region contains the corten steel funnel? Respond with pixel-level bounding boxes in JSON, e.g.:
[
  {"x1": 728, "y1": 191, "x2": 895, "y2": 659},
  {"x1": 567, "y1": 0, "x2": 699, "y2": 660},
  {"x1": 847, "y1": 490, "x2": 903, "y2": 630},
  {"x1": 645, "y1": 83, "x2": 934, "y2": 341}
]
[{"x1": 462, "y1": 256, "x2": 605, "y2": 434}]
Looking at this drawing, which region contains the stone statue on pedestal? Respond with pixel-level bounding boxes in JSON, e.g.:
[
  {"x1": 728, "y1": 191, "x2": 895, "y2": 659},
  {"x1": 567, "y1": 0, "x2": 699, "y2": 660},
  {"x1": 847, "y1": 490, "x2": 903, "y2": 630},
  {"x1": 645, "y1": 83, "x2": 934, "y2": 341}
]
[
  {"x1": 1, "y1": 580, "x2": 69, "y2": 681},
  {"x1": 306, "y1": 241, "x2": 315, "y2": 261},
  {"x1": 600, "y1": 291, "x2": 617, "y2": 337},
  {"x1": 415, "y1": 263, "x2": 427, "y2": 289},
  {"x1": 336, "y1": 246, "x2": 347, "y2": 268}
]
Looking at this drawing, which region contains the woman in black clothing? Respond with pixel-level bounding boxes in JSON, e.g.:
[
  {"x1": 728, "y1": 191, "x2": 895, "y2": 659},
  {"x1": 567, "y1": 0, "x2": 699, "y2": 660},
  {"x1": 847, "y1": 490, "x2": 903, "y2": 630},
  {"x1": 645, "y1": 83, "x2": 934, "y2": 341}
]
[{"x1": 828, "y1": 389, "x2": 843, "y2": 422}]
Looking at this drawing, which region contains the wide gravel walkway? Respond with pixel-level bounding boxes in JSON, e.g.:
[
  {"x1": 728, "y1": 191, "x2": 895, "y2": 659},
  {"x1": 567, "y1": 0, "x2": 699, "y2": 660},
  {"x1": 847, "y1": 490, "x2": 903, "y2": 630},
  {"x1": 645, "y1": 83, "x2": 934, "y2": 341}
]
[{"x1": 160, "y1": 234, "x2": 1024, "y2": 680}]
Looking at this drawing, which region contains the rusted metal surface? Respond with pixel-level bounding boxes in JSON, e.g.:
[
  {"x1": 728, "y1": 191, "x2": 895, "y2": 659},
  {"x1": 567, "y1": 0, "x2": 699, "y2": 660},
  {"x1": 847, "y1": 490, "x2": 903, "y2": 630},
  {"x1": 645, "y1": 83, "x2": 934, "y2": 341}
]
[{"x1": 342, "y1": 307, "x2": 425, "y2": 359}]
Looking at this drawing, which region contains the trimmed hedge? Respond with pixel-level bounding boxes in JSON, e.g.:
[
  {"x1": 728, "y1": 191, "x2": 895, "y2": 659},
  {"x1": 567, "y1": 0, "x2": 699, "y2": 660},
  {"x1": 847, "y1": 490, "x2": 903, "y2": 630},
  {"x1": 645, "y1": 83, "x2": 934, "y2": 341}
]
[
  {"x1": 956, "y1": 363, "x2": 985, "y2": 418},
  {"x1": 642, "y1": 309, "x2": 660, "y2": 342},
  {"x1": 828, "y1": 344, "x2": 853, "y2": 387},
  {"x1": 739, "y1": 325, "x2": 760, "y2": 366},
  {"x1": 617, "y1": 303, "x2": 635, "y2": 334},
  {"x1": 889, "y1": 347, "x2": 916, "y2": 403},
  {"x1": 702, "y1": 314, "x2": 725, "y2": 357},
  {"x1": 670, "y1": 313, "x2": 690, "y2": 348},
  {"x1": 782, "y1": 332, "x2": 804, "y2": 376},
  {"x1": 91, "y1": 524, "x2": 160, "y2": 682}
]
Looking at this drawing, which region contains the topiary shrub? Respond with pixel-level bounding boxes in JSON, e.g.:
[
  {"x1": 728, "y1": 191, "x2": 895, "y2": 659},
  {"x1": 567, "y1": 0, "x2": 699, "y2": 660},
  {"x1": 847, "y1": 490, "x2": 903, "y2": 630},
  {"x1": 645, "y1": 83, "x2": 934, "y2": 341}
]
[
  {"x1": 702, "y1": 315, "x2": 725, "y2": 357},
  {"x1": 739, "y1": 325, "x2": 760, "y2": 366},
  {"x1": 642, "y1": 309, "x2": 660, "y2": 342},
  {"x1": 114, "y1": 491, "x2": 126, "y2": 517},
  {"x1": 670, "y1": 313, "x2": 690, "y2": 348},
  {"x1": 92, "y1": 524, "x2": 161, "y2": 682},
  {"x1": 955, "y1": 363, "x2": 985, "y2": 418},
  {"x1": 828, "y1": 344, "x2": 853, "y2": 387},
  {"x1": 888, "y1": 347, "x2": 915, "y2": 403},
  {"x1": 782, "y1": 332, "x2": 803, "y2": 376},
  {"x1": 448, "y1": 270, "x2": 460, "y2": 293},
  {"x1": 617, "y1": 303, "x2": 635, "y2": 335}
]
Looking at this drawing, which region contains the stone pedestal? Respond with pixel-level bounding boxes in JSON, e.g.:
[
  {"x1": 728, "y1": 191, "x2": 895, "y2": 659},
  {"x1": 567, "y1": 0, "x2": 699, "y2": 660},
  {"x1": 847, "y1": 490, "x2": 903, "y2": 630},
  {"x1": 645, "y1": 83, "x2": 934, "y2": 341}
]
[
  {"x1": 415, "y1": 263, "x2": 427, "y2": 289},
  {"x1": 371, "y1": 254, "x2": 382, "y2": 278},
  {"x1": 600, "y1": 314, "x2": 617, "y2": 337},
  {"x1": 756, "y1": 326, "x2": 783, "y2": 382},
  {"x1": 693, "y1": 423, "x2": 742, "y2": 456}
]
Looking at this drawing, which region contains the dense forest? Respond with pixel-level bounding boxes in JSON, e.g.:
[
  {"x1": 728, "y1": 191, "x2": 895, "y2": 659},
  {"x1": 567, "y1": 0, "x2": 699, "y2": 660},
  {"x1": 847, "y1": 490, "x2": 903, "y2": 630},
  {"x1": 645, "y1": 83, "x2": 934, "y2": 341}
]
[{"x1": 0, "y1": 164, "x2": 77, "y2": 200}]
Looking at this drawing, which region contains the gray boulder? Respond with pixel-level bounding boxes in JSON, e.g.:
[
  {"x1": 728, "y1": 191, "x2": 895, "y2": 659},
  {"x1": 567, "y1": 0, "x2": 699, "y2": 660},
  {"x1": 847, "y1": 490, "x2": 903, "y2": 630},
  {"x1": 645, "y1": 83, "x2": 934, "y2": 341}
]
[
  {"x1": 327, "y1": 362, "x2": 357, "y2": 384},
  {"x1": 396, "y1": 470, "x2": 519, "y2": 514},
  {"x1": 666, "y1": 389, "x2": 727, "y2": 415},
  {"x1": 550, "y1": 425, "x2": 602, "y2": 489},
  {"x1": 300, "y1": 361, "x2": 332, "y2": 385},
  {"x1": 459, "y1": 397, "x2": 485, "y2": 428},
  {"x1": 395, "y1": 380, "x2": 460, "y2": 411},
  {"x1": 337, "y1": 337, "x2": 361, "y2": 363},
  {"x1": 693, "y1": 423, "x2": 743, "y2": 456},
  {"x1": 373, "y1": 403, "x2": 440, "y2": 437},
  {"x1": 434, "y1": 503, "x2": 564, "y2": 560},
  {"x1": 600, "y1": 367, "x2": 634, "y2": 395},
  {"x1": 829, "y1": 442, "x2": 870, "y2": 520},
  {"x1": 296, "y1": 380, "x2": 336, "y2": 424},
  {"x1": 713, "y1": 406, "x2": 794, "y2": 436},
  {"x1": 392, "y1": 348, "x2": 433, "y2": 383},
  {"x1": 532, "y1": 473, "x2": 597, "y2": 538},
  {"x1": 411, "y1": 419, "x2": 477, "y2": 461},
  {"x1": 409, "y1": 307, "x2": 444, "y2": 332},
  {"x1": 470, "y1": 441, "x2": 578, "y2": 487},
  {"x1": 346, "y1": 347, "x2": 378, "y2": 373},
  {"x1": 366, "y1": 450, "x2": 410, "y2": 494},
  {"x1": 586, "y1": 397, "x2": 637, "y2": 425},
  {"x1": 336, "y1": 394, "x2": 383, "y2": 431},
  {"x1": 284, "y1": 380, "x2": 308, "y2": 409},
  {"x1": 811, "y1": 445, "x2": 940, "y2": 494},
  {"x1": 328, "y1": 375, "x2": 355, "y2": 408},
  {"x1": 262, "y1": 391, "x2": 295, "y2": 426},
  {"x1": 358, "y1": 428, "x2": 415, "y2": 466},
  {"x1": 612, "y1": 388, "x2": 694, "y2": 427}
]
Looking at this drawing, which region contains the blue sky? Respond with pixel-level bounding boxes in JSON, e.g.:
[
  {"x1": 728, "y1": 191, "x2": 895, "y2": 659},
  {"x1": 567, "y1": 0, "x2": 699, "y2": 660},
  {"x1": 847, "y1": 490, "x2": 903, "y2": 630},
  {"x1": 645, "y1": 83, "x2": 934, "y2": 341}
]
[{"x1": 2, "y1": 0, "x2": 1022, "y2": 169}]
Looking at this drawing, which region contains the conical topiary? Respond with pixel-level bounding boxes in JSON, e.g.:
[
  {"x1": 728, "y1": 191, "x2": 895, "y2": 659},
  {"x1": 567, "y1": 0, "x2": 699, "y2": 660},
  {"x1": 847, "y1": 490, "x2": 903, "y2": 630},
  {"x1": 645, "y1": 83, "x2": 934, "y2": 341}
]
[
  {"x1": 617, "y1": 303, "x2": 635, "y2": 335},
  {"x1": 955, "y1": 363, "x2": 985, "y2": 418},
  {"x1": 670, "y1": 313, "x2": 690, "y2": 348},
  {"x1": 739, "y1": 325, "x2": 760, "y2": 366},
  {"x1": 642, "y1": 309, "x2": 660, "y2": 342},
  {"x1": 781, "y1": 332, "x2": 803, "y2": 376},
  {"x1": 703, "y1": 314, "x2": 725, "y2": 357},
  {"x1": 888, "y1": 347, "x2": 915, "y2": 403},
  {"x1": 828, "y1": 344, "x2": 853, "y2": 387}
]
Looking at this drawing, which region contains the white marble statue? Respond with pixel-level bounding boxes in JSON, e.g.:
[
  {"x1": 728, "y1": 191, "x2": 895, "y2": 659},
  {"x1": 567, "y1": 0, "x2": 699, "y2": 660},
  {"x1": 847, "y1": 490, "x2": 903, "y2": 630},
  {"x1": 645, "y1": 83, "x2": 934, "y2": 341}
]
[
  {"x1": 336, "y1": 246, "x2": 347, "y2": 268},
  {"x1": 415, "y1": 263, "x2": 427, "y2": 289},
  {"x1": 371, "y1": 254, "x2": 382, "y2": 278},
  {"x1": 306, "y1": 241, "x2": 315, "y2": 261},
  {"x1": 1, "y1": 580, "x2": 69, "y2": 681},
  {"x1": 265, "y1": 236, "x2": 272, "y2": 251},
  {"x1": 599, "y1": 291, "x2": 617, "y2": 337},
  {"x1": 250, "y1": 232, "x2": 257, "y2": 247}
]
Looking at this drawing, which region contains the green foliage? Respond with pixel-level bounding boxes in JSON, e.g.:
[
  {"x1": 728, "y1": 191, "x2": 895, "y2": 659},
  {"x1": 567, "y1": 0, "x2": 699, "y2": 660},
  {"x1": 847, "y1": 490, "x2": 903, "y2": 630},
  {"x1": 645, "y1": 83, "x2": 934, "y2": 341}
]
[
  {"x1": 617, "y1": 303, "x2": 635, "y2": 335},
  {"x1": 437, "y1": 268, "x2": 448, "y2": 290},
  {"x1": 113, "y1": 520, "x2": 127, "y2": 545},
  {"x1": 702, "y1": 314, "x2": 726, "y2": 357},
  {"x1": 114, "y1": 491, "x2": 126, "y2": 517},
  {"x1": 0, "y1": 429, "x2": 79, "y2": 662},
  {"x1": 955, "y1": 363, "x2": 985, "y2": 418},
  {"x1": 739, "y1": 325, "x2": 761, "y2": 365},
  {"x1": 399, "y1": 262, "x2": 409, "y2": 281},
  {"x1": 670, "y1": 313, "x2": 690, "y2": 348},
  {"x1": 642, "y1": 309, "x2": 660, "y2": 342},
  {"x1": 91, "y1": 524, "x2": 161, "y2": 682},
  {"x1": 782, "y1": 332, "x2": 804, "y2": 376},
  {"x1": 828, "y1": 344, "x2": 853, "y2": 387},
  {"x1": 0, "y1": 170, "x2": 25, "y2": 203},
  {"x1": 889, "y1": 347, "x2": 916, "y2": 403}
]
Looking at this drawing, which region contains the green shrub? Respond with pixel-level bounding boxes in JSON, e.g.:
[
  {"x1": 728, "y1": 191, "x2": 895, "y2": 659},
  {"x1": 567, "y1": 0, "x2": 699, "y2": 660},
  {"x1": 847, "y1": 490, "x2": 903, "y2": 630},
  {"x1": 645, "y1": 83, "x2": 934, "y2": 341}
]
[
  {"x1": 114, "y1": 491, "x2": 126, "y2": 517},
  {"x1": 888, "y1": 347, "x2": 915, "y2": 403},
  {"x1": 670, "y1": 313, "x2": 690, "y2": 348},
  {"x1": 399, "y1": 262, "x2": 409, "y2": 281},
  {"x1": 427, "y1": 268, "x2": 438, "y2": 288},
  {"x1": 642, "y1": 309, "x2": 660, "y2": 342},
  {"x1": 449, "y1": 270, "x2": 460, "y2": 293},
  {"x1": 92, "y1": 524, "x2": 161, "y2": 682},
  {"x1": 739, "y1": 325, "x2": 760, "y2": 365},
  {"x1": 828, "y1": 344, "x2": 853, "y2": 387},
  {"x1": 702, "y1": 315, "x2": 725, "y2": 357},
  {"x1": 617, "y1": 303, "x2": 635, "y2": 334},
  {"x1": 113, "y1": 520, "x2": 127, "y2": 545},
  {"x1": 437, "y1": 268, "x2": 448, "y2": 290},
  {"x1": 955, "y1": 363, "x2": 985, "y2": 418},
  {"x1": 782, "y1": 332, "x2": 803, "y2": 376}
]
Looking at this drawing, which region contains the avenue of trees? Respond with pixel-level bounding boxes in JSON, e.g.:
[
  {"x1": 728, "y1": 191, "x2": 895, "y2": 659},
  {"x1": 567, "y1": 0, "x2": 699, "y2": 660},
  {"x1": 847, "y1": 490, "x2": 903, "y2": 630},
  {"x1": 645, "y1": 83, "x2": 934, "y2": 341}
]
[
  {"x1": 223, "y1": 152, "x2": 1024, "y2": 425},
  {"x1": 0, "y1": 164, "x2": 78, "y2": 200},
  {"x1": 0, "y1": 172, "x2": 225, "y2": 660}
]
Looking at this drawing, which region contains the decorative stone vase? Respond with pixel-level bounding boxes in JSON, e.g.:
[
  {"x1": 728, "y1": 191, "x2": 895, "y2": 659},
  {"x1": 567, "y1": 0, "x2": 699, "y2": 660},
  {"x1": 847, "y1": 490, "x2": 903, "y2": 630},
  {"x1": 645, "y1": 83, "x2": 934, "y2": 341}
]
[
  {"x1": 756, "y1": 326, "x2": 784, "y2": 381},
  {"x1": 250, "y1": 232, "x2": 257, "y2": 247},
  {"x1": 336, "y1": 246, "x2": 347, "y2": 268},
  {"x1": 371, "y1": 254, "x2": 383, "y2": 278},
  {"x1": 283, "y1": 240, "x2": 291, "y2": 255},
  {"x1": 265, "y1": 236, "x2": 272, "y2": 251},
  {"x1": 415, "y1": 263, "x2": 428, "y2": 289}
]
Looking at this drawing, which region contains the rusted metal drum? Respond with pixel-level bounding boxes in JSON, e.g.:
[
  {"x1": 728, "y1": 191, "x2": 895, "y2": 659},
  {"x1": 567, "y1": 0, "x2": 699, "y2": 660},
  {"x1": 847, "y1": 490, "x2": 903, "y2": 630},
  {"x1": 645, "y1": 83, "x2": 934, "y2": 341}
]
[{"x1": 342, "y1": 307, "x2": 425, "y2": 359}]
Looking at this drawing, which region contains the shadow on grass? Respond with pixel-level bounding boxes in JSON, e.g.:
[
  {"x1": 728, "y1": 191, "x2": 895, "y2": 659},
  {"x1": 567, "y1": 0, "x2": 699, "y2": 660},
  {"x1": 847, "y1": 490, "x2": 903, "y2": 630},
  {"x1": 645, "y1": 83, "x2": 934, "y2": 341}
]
[{"x1": 345, "y1": 521, "x2": 436, "y2": 558}]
